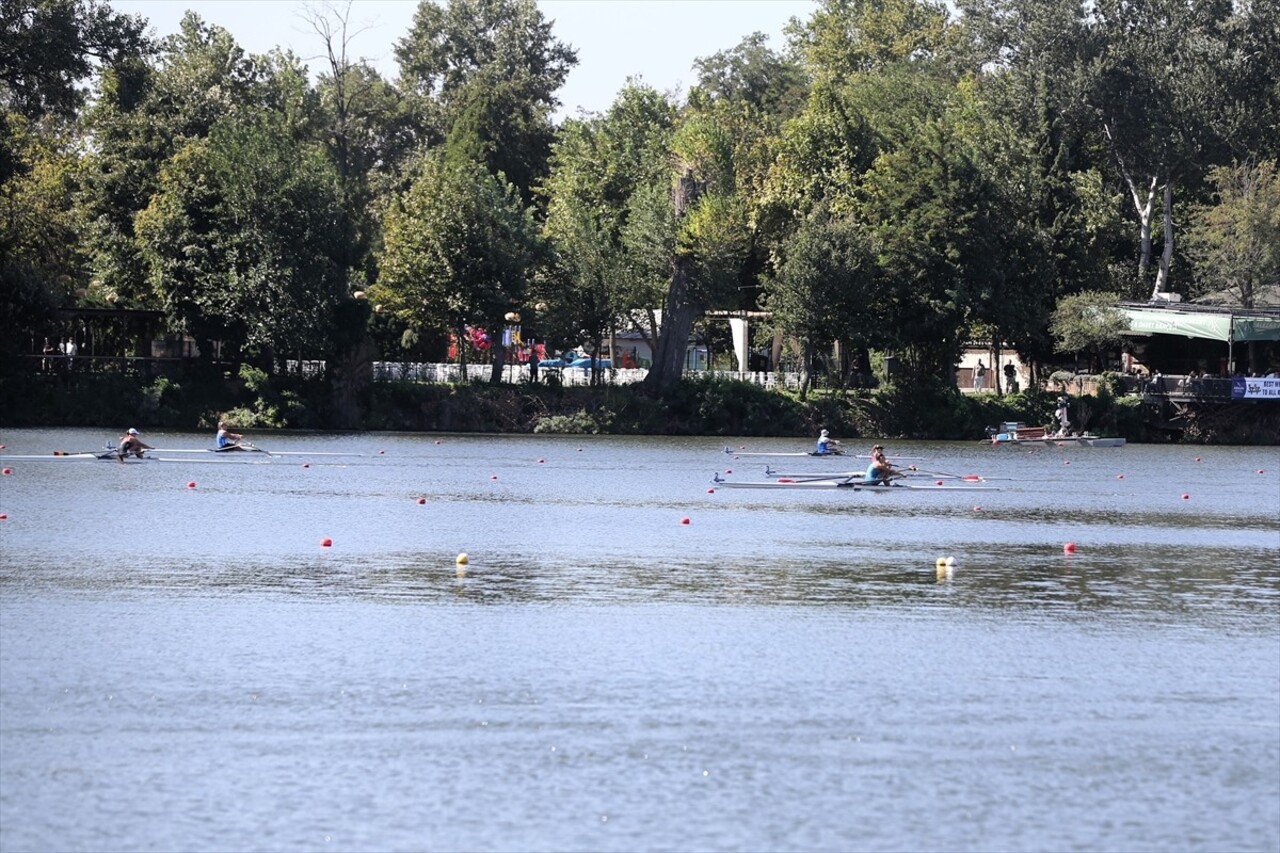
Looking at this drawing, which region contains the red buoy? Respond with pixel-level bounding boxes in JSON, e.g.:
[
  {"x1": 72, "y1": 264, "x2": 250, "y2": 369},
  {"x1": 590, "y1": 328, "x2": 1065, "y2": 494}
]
[
  {"x1": 301, "y1": 462, "x2": 310, "y2": 468},
  {"x1": 1063, "y1": 542, "x2": 1077, "y2": 554},
  {"x1": 490, "y1": 474, "x2": 498, "y2": 480},
  {"x1": 1181, "y1": 493, "x2": 1190, "y2": 500},
  {"x1": 416, "y1": 497, "x2": 426, "y2": 505},
  {"x1": 1116, "y1": 474, "x2": 1125, "y2": 479},
  {"x1": 537, "y1": 458, "x2": 545, "y2": 464},
  {"x1": 936, "y1": 480, "x2": 943, "y2": 485},
  {"x1": 680, "y1": 516, "x2": 691, "y2": 525},
  {"x1": 0, "y1": 513, "x2": 7, "y2": 520},
  {"x1": 321, "y1": 538, "x2": 332, "y2": 547},
  {"x1": 186, "y1": 481, "x2": 196, "y2": 489},
  {"x1": 1, "y1": 468, "x2": 10, "y2": 475},
  {"x1": 706, "y1": 488, "x2": 715, "y2": 494}
]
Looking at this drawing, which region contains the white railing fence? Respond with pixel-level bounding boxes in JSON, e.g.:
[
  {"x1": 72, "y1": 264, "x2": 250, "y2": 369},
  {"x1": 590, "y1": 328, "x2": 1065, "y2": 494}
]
[{"x1": 291, "y1": 360, "x2": 806, "y2": 389}]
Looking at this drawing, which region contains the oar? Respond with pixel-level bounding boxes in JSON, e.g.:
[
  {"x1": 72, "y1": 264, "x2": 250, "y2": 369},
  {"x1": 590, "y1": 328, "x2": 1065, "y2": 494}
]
[
  {"x1": 765, "y1": 464, "x2": 920, "y2": 479},
  {"x1": 908, "y1": 467, "x2": 1010, "y2": 482}
]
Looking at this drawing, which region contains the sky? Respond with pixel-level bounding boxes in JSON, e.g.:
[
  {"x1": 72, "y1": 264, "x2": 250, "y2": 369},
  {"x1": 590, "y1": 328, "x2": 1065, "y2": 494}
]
[{"x1": 110, "y1": 0, "x2": 817, "y2": 118}]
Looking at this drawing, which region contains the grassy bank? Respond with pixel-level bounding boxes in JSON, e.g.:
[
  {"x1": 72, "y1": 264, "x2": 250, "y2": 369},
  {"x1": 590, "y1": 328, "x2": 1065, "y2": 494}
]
[{"x1": 2, "y1": 370, "x2": 1274, "y2": 443}]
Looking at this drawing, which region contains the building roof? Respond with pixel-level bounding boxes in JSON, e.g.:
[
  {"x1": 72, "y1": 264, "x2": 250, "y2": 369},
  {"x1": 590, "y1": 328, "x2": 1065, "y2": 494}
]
[{"x1": 1119, "y1": 300, "x2": 1280, "y2": 342}]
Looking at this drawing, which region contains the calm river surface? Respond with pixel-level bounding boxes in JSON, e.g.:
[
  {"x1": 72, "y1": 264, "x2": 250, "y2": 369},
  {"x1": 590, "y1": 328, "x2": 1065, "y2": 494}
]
[{"x1": 1, "y1": 428, "x2": 1277, "y2": 853}]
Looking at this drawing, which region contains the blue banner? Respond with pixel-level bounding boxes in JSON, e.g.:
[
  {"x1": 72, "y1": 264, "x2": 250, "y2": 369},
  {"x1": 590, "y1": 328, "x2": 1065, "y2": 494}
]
[{"x1": 1231, "y1": 377, "x2": 1280, "y2": 399}]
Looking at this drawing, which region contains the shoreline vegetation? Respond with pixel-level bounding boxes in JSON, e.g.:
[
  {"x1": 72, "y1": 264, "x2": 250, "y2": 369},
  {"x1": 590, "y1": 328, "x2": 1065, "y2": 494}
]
[{"x1": 3, "y1": 370, "x2": 1276, "y2": 445}]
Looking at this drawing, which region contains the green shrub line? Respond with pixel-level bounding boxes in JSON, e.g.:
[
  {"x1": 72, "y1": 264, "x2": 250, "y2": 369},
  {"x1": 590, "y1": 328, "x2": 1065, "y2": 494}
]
[{"x1": 1, "y1": 371, "x2": 1274, "y2": 444}]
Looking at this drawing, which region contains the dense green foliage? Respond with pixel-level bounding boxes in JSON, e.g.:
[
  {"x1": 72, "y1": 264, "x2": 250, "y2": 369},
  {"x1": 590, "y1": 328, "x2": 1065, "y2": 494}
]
[
  {"x1": 7, "y1": 369, "x2": 1277, "y2": 444},
  {"x1": 3, "y1": 0, "x2": 1278, "y2": 434}
]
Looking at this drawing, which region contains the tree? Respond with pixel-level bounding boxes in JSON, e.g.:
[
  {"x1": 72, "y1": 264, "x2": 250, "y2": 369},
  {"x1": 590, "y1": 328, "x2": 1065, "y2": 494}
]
[
  {"x1": 1049, "y1": 290, "x2": 1129, "y2": 368},
  {"x1": 394, "y1": 0, "x2": 576, "y2": 202},
  {"x1": 0, "y1": 0, "x2": 148, "y2": 122},
  {"x1": 1085, "y1": 0, "x2": 1239, "y2": 298},
  {"x1": 134, "y1": 110, "x2": 347, "y2": 368},
  {"x1": 788, "y1": 0, "x2": 951, "y2": 86},
  {"x1": 304, "y1": 2, "x2": 420, "y2": 281},
  {"x1": 1184, "y1": 159, "x2": 1280, "y2": 311},
  {"x1": 82, "y1": 12, "x2": 279, "y2": 306},
  {"x1": 641, "y1": 108, "x2": 753, "y2": 395},
  {"x1": 689, "y1": 31, "x2": 808, "y2": 120},
  {"x1": 0, "y1": 114, "x2": 87, "y2": 354},
  {"x1": 761, "y1": 199, "x2": 878, "y2": 399},
  {"x1": 370, "y1": 150, "x2": 541, "y2": 383},
  {"x1": 538, "y1": 82, "x2": 677, "y2": 368}
]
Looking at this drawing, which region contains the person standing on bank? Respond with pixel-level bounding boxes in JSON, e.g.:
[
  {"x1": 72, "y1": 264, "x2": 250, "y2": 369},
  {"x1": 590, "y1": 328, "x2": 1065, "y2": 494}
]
[
  {"x1": 973, "y1": 360, "x2": 987, "y2": 392},
  {"x1": 1054, "y1": 397, "x2": 1070, "y2": 436}
]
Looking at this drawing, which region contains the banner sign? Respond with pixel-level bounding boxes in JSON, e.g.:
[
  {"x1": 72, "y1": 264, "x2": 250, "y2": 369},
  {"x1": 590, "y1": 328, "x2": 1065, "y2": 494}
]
[{"x1": 1231, "y1": 377, "x2": 1280, "y2": 399}]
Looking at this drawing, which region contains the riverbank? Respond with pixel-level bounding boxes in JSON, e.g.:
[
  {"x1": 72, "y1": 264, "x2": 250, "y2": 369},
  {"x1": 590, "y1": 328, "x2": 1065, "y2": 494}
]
[{"x1": 2, "y1": 369, "x2": 1275, "y2": 444}]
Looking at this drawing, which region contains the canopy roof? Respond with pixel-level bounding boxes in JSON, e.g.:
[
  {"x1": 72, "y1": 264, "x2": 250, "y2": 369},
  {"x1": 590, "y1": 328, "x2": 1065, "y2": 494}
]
[{"x1": 1119, "y1": 303, "x2": 1280, "y2": 343}]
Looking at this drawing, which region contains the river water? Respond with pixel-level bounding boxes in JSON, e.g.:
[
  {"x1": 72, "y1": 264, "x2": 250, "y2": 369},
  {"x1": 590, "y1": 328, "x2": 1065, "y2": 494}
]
[{"x1": 1, "y1": 428, "x2": 1277, "y2": 852}]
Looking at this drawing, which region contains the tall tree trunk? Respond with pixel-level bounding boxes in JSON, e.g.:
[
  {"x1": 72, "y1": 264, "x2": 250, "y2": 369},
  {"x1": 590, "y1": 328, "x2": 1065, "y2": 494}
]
[
  {"x1": 329, "y1": 336, "x2": 372, "y2": 429},
  {"x1": 798, "y1": 339, "x2": 814, "y2": 402},
  {"x1": 642, "y1": 169, "x2": 701, "y2": 396},
  {"x1": 1104, "y1": 122, "x2": 1159, "y2": 287},
  {"x1": 489, "y1": 344, "x2": 506, "y2": 384},
  {"x1": 1152, "y1": 182, "x2": 1174, "y2": 299}
]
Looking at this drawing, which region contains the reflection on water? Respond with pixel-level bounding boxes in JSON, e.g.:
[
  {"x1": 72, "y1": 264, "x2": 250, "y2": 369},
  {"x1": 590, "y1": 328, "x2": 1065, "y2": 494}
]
[
  {"x1": 4, "y1": 543, "x2": 1276, "y2": 627},
  {"x1": 1, "y1": 429, "x2": 1278, "y2": 853}
]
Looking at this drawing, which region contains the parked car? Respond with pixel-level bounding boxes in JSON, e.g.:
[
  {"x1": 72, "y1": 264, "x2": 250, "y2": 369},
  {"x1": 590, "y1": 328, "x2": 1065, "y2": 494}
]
[
  {"x1": 538, "y1": 351, "x2": 579, "y2": 369},
  {"x1": 567, "y1": 356, "x2": 611, "y2": 370}
]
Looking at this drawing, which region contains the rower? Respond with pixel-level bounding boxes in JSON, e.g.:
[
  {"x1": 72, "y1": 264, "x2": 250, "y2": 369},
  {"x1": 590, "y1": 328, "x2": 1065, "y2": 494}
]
[
  {"x1": 864, "y1": 443, "x2": 899, "y2": 485},
  {"x1": 116, "y1": 428, "x2": 152, "y2": 462},
  {"x1": 216, "y1": 422, "x2": 243, "y2": 449},
  {"x1": 815, "y1": 429, "x2": 841, "y2": 455}
]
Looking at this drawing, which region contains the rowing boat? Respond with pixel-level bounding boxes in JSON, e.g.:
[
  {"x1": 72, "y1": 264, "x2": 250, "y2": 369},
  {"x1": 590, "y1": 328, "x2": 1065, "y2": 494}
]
[
  {"x1": 2, "y1": 451, "x2": 272, "y2": 464},
  {"x1": 723, "y1": 447, "x2": 923, "y2": 460},
  {"x1": 711, "y1": 473, "x2": 999, "y2": 491},
  {"x1": 985, "y1": 422, "x2": 1126, "y2": 447},
  {"x1": 152, "y1": 446, "x2": 354, "y2": 457},
  {"x1": 762, "y1": 466, "x2": 1003, "y2": 483}
]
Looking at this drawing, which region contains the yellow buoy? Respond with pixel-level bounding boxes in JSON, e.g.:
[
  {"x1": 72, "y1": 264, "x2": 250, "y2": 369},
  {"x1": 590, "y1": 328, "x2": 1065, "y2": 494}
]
[{"x1": 456, "y1": 552, "x2": 469, "y2": 566}]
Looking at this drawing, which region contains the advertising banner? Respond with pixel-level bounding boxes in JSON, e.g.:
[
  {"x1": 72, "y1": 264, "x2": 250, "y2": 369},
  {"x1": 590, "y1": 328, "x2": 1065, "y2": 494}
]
[{"x1": 1231, "y1": 377, "x2": 1280, "y2": 399}]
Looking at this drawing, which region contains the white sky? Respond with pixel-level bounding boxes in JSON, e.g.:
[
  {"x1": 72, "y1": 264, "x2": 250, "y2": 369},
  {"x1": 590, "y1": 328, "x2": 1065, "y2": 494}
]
[{"x1": 110, "y1": 0, "x2": 816, "y2": 118}]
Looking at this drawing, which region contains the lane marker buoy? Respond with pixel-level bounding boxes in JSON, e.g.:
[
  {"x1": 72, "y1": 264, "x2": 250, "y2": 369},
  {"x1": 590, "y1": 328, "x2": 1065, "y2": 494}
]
[
  {"x1": 321, "y1": 538, "x2": 332, "y2": 547},
  {"x1": 186, "y1": 481, "x2": 196, "y2": 489},
  {"x1": 416, "y1": 497, "x2": 426, "y2": 505},
  {"x1": 1063, "y1": 542, "x2": 1076, "y2": 554},
  {"x1": 680, "y1": 516, "x2": 691, "y2": 525},
  {"x1": 456, "y1": 552, "x2": 468, "y2": 565}
]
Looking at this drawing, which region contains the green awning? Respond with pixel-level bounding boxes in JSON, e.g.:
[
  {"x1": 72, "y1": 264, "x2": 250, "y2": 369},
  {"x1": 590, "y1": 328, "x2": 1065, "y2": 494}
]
[{"x1": 1120, "y1": 306, "x2": 1280, "y2": 342}]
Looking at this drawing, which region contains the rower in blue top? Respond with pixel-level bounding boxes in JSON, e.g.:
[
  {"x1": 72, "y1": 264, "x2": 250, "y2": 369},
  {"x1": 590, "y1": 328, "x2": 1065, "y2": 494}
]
[
  {"x1": 864, "y1": 443, "x2": 901, "y2": 485},
  {"x1": 815, "y1": 429, "x2": 842, "y2": 455},
  {"x1": 216, "y1": 421, "x2": 243, "y2": 450}
]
